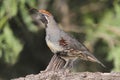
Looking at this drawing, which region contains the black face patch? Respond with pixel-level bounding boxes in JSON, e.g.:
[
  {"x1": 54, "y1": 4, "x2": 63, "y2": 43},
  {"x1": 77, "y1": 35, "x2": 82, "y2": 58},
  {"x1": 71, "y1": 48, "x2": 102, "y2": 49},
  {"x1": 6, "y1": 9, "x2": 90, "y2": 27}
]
[{"x1": 39, "y1": 14, "x2": 48, "y2": 24}]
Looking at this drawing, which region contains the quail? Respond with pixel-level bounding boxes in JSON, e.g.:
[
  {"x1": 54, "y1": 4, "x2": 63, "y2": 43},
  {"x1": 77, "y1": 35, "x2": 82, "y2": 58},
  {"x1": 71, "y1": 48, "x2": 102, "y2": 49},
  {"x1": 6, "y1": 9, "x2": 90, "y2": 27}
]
[{"x1": 31, "y1": 9, "x2": 105, "y2": 69}]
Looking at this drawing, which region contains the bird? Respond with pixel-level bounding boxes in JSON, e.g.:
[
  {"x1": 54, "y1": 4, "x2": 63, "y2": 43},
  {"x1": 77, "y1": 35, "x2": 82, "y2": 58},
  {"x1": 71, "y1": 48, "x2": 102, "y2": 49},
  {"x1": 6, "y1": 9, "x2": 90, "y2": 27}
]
[{"x1": 30, "y1": 9, "x2": 105, "y2": 69}]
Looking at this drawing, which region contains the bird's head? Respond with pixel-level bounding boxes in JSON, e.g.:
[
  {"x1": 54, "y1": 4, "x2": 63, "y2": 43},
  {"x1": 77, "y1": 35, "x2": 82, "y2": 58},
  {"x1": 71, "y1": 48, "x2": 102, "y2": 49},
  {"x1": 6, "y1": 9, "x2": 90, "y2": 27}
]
[{"x1": 30, "y1": 8, "x2": 53, "y2": 24}]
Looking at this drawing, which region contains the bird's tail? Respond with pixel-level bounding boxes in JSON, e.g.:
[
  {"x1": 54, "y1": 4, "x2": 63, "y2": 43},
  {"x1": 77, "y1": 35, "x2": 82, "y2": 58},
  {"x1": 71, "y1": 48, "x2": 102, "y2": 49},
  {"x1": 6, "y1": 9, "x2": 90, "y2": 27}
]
[
  {"x1": 86, "y1": 53, "x2": 106, "y2": 68},
  {"x1": 96, "y1": 59, "x2": 106, "y2": 68},
  {"x1": 67, "y1": 49, "x2": 106, "y2": 67}
]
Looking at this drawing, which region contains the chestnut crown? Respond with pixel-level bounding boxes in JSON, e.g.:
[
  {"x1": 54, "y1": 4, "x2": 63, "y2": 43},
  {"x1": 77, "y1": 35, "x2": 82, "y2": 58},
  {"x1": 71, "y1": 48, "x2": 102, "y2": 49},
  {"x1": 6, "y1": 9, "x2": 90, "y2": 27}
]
[{"x1": 30, "y1": 9, "x2": 53, "y2": 24}]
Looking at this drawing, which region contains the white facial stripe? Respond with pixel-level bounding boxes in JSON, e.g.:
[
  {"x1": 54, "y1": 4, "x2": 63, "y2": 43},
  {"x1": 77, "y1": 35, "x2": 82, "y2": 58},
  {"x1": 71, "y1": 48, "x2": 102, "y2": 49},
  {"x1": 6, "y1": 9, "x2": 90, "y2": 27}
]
[{"x1": 44, "y1": 16, "x2": 49, "y2": 23}]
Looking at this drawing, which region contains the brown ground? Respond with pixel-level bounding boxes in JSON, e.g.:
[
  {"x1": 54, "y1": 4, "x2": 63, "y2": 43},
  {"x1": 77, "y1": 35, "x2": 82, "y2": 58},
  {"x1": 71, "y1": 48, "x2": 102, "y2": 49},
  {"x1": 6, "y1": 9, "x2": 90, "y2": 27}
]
[{"x1": 12, "y1": 70, "x2": 120, "y2": 80}]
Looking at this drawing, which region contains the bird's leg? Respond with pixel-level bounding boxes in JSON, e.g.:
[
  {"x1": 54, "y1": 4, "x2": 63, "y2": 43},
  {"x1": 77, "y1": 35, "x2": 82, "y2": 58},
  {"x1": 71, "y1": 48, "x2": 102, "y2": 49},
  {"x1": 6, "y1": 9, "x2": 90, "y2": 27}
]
[
  {"x1": 64, "y1": 59, "x2": 74, "y2": 69},
  {"x1": 64, "y1": 59, "x2": 71, "y2": 68},
  {"x1": 45, "y1": 54, "x2": 66, "y2": 72},
  {"x1": 57, "y1": 51, "x2": 74, "y2": 70},
  {"x1": 60, "y1": 59, "x2": 74, "y2": 73}
]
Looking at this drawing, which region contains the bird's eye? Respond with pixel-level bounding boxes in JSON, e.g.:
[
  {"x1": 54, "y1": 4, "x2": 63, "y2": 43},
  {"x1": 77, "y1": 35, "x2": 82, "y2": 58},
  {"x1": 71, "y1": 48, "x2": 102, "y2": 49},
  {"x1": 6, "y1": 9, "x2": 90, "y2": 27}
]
[{"x1": 39, "y1": 14, "x2": 48, "y2": 24}]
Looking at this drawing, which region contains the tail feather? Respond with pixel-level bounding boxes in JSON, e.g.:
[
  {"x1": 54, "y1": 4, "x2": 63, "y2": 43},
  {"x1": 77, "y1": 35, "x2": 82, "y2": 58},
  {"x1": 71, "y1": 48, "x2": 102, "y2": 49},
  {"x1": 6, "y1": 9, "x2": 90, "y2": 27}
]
[
  {"x1": 87, "y1": 54, "x2": 106, "y2": 68},
  {"x1": 96, "y1": 59, "x2": 106, "y2": 68}
]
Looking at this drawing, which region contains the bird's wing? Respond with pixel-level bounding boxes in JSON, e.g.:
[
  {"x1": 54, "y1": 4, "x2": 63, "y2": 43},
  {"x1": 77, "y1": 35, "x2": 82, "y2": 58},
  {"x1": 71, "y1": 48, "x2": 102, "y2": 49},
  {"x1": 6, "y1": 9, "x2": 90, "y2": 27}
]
[
  {"x1": 59, "y1": 31, "x2": 105, "y2": 67},
  {"x1": 59, "y1": 30, "x2": 88, "y2": 51}
]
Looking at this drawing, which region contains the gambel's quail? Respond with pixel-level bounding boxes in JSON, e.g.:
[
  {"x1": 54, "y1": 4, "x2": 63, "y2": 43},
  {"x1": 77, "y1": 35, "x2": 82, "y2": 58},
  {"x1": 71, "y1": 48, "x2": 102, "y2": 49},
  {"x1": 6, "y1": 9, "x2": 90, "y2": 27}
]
[{"x1": 31, "y1": 9, "x2": 105, "y2": 69}]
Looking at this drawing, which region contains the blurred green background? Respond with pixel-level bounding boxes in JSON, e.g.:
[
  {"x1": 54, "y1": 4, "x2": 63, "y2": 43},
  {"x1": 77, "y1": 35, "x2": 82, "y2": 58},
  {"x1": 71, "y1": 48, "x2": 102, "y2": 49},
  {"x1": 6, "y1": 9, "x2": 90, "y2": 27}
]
[{"x1": 0, "y1": 0, "x2": 120, "y2": 79}]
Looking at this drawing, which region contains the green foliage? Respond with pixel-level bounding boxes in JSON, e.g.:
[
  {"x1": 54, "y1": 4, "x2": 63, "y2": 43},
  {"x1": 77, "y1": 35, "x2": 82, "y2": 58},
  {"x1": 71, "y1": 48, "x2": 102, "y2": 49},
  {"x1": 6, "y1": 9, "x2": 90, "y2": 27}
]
[
  {"x1": 0, "y1": 24, "x2": 23, "y2": 64},
  {"x1": 109, "y1": 46, "x2": 120, "y2": 71},
  {"x1": 20, "y1": 3, "x2": 38, "y2": 32},
  {"x1": 84, "y1": 3, "x2": 120, "y2": 71},
  {"x1": 0, "y1": 0, "x2": 19, "y2": 65},
  {"x1": 0, "y1": 0, "x2": 38, "y2": 65},
  {"x1": 99, "y1": 3, "x2": 120, "y2": 71}
]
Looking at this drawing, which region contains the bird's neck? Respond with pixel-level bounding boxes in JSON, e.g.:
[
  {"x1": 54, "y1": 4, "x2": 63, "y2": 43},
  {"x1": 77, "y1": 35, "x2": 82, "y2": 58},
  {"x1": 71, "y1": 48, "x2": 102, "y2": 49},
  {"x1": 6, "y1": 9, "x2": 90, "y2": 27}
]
[{"x1": 45, "y1": 18, "x2": 61, "y2": 35}]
